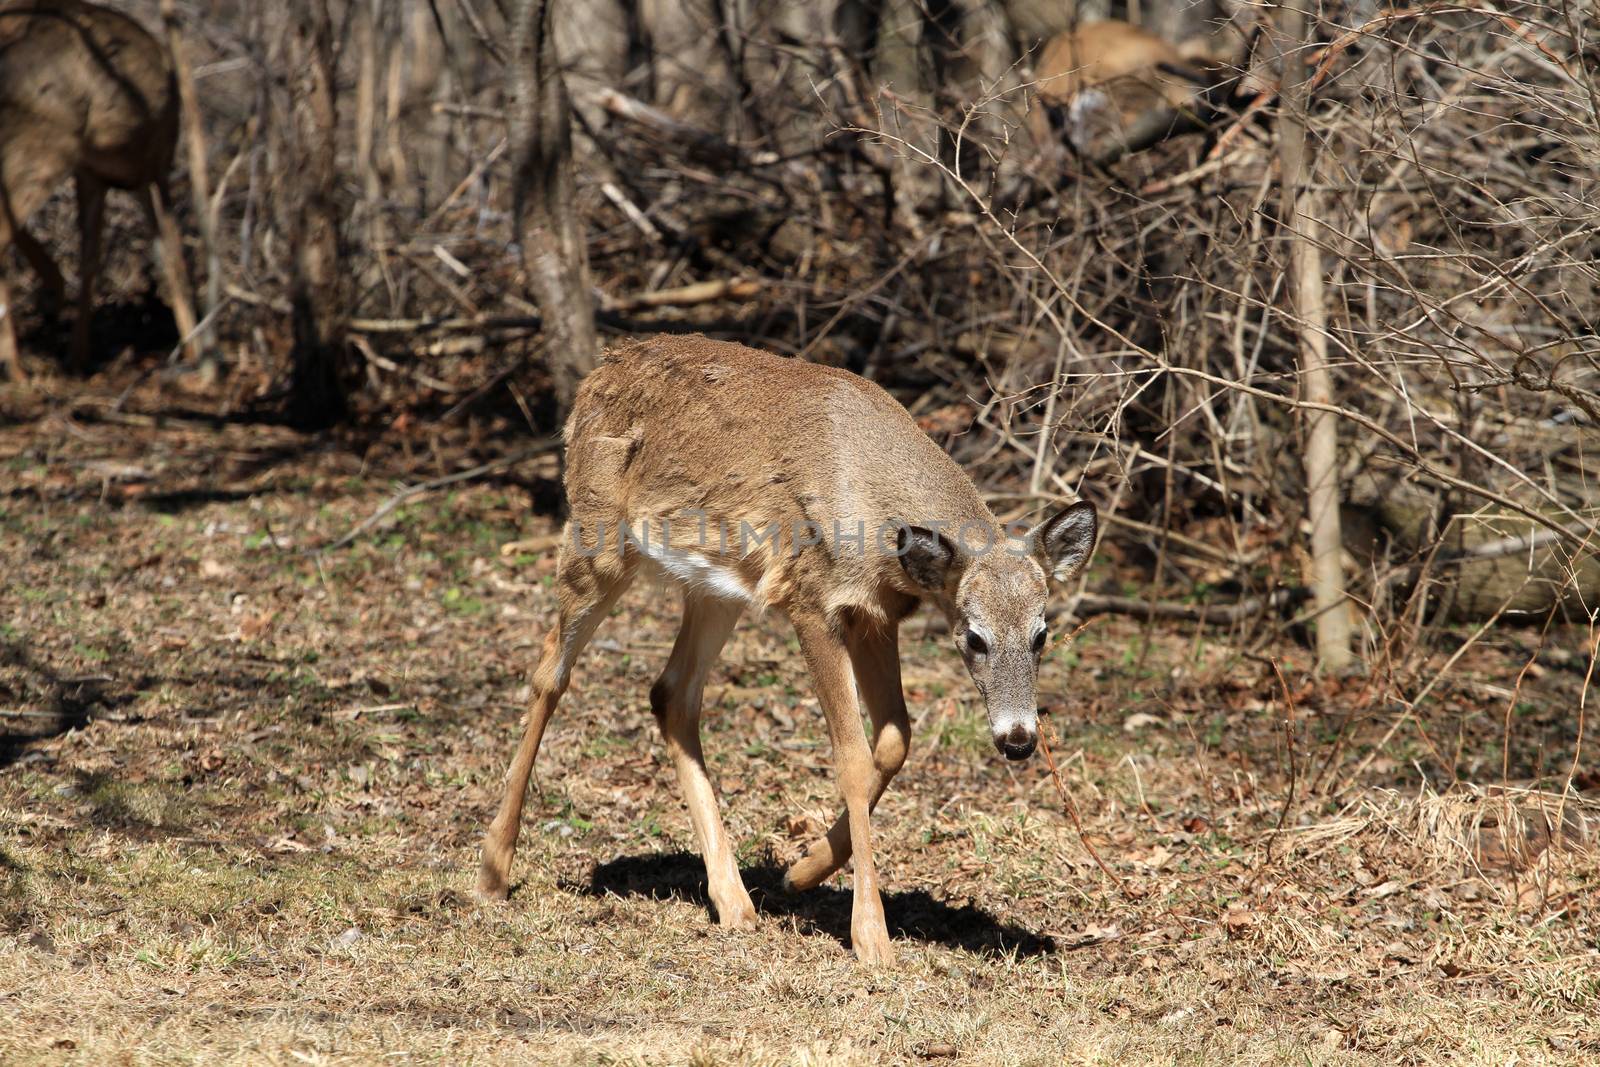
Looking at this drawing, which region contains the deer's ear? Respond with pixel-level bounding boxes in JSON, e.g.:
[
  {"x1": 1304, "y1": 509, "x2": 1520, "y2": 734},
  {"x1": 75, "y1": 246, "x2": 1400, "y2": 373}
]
[
  {"x1": 1032, "y1": 501, "x2": 1098, "y2": 581},
  {"x1": 896, "y1": 524, "x2": 957, "y2": 592}
]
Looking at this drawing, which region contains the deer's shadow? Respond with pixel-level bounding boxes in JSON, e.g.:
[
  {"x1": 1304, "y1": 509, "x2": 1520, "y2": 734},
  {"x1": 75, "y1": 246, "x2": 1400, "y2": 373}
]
[{"x1": 574, "y1": 850, "x2": 1056, "y2": 958}]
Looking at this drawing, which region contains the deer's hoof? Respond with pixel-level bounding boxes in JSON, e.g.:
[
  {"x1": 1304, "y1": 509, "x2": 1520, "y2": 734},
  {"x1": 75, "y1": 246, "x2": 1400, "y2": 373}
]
[
  {"x1": 782, "y1": 854, "x2": 832, "y2": 893},
  {"x1": 851, "y1": 930, "x2": 896, "y2": 967},
  {"x1": 475, "y1": 861, "x2": 512, "y2": 903}
]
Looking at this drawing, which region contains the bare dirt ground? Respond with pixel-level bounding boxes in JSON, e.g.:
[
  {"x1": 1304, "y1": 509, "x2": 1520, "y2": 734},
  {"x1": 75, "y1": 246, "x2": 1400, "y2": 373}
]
[{"x1": 2, "y1": 376, "x2": 1597, "y2": 1065}]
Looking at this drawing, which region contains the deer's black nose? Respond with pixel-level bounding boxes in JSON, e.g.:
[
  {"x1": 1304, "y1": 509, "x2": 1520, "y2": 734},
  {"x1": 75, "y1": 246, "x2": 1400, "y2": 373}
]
[{"x1": 996, "y1": 724, "x2": 1036, "y2": 761}]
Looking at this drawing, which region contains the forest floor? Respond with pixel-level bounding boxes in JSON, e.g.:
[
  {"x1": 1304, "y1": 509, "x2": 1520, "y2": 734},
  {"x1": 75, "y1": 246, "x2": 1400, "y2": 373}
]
[{"x1": 2, "y1": 372, "x2": 1597, "y2": 1065}]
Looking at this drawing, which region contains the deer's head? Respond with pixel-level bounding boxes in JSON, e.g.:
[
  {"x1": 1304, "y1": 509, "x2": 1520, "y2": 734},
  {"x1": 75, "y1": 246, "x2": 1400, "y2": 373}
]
[{"x1": 897, "y1": 501, "x2": 1099, "y2": 760}]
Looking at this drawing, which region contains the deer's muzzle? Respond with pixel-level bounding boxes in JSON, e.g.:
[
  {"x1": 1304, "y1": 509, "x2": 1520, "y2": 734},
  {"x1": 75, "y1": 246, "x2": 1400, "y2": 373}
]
[{"x1": 996, "y1": 722, "x2": 1037, "y2": 761}]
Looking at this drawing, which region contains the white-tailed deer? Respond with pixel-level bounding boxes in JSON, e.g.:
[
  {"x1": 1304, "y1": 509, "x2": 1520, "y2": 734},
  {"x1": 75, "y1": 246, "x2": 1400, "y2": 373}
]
[
  {"x1": 478, "y1": 335, "x2": 1099, "y2": 965},
  {"x1": 1030, "y1": 19, "x2": 1242, "y2": 166},
  {"x1": 0, "y1": 0, "x2": 198, "y2": 379}
]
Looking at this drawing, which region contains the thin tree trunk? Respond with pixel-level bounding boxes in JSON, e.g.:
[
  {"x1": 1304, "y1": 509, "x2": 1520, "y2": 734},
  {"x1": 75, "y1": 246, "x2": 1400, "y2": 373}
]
[
  {"x1": 286, "y1": 1, "x2": 349, "y2": 428},
  {"x1": 510, "y1": 0, "x2": 596, "y2": 414},
  {"x1": 355, "y1": 1, "x2": 384, "y2": 237},
  {"x1": 159, "y1": 0, "x2": 213, "y2": 375},
  {"x1": 1277, "y1": 0, "x2": 1353, "y2": 670}
]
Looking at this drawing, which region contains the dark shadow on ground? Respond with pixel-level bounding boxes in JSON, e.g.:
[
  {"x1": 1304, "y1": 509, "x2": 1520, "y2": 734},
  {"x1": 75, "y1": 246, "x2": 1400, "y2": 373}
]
[
  {"x1": 0, "y1": 637, "x2": 309, "y2": 770},
  {"x1": 63, "y1": 769, "x2": 195, "y2": 842},
  {"x1": 83, "y1": 293, "x2": 181, "y2": 368},
  {"x1": 15, "y1": 290, "x2": 179, "y2": 376},
  {"x1": 576, "y1": 850, "x2": 1057, "y2": 958},
  {"x1": 0, "y1": 640, "x2": 101, "y2": 769}
]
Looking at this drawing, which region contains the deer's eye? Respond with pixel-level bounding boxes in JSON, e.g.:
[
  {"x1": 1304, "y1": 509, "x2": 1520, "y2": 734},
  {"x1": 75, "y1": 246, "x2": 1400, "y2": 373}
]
[
  {"x1": 1032, "y1": 630, "x2": 1048, "y2": 655},
  {"x1": 965, "y1": 630, "x2": 989, "y2": 656}
]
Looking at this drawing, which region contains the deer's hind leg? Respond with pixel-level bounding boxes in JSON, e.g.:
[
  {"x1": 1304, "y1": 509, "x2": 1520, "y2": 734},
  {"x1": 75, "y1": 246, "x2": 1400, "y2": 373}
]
[
  {"x1": 0, "y1": 147, "x2": 73, "y2": 378},
  {"x1": 11, "y1": 225, "x2": 65, "y2": 314},
  {"x1": 0, "y1": 271, "x2": 16, "y2": 381},
  {"x1": 0, "y1": 209, "x2": 16, "y2": 379},
  {"x1": 69, "y1": 173, "x2": 107, "y2": 372},
  {"x1": 0, "y1": 212, "x2": 43, "y2": 379},
  {"x1": 477, "y1": 546, "x2": 636, "y2": 901},
  {"x1": 652, "y1": 592, "x2": 753, "y2": 929}
]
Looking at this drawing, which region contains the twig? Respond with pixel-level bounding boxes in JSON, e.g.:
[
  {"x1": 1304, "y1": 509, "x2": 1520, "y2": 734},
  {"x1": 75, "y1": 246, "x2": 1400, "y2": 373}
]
[
  {"x1": 1141, "y1": 144, "x2": 1248, "y2": 195},
  {"x1": 1556, "y1": 620, "x2": 1597, "y2": 844},
  {"x1": 347, "y1": 278, "x2": 767, "y2": 337},
  {"x1": 918, "y1": 591, "x2": 1301, "y2": 637},
  {"x1": 603, "y1": 277, "x2": 765, "y2": 313},
  {"x1": 1151, "y1": 362, "x2": 1600, "y2": 549},
  {"x1": 318, "y1": 438, "x2": 561, "y2": 553},
  {"x1": 588, "y1": 88, "x2": 780, "y2": 168},
  {"x1": 423, "y1": 137, "x2": 508, "y2": 230},
  {"x1": 1037, "y1": 712, "x2": 1142, "y2": 901},
  {"x1": 1307, "y1": 5, "x2": 1580, "y2": 93},
  {"x1": 349, "y1": 314, "x2": 539, "y2": 335},
  {"x1": 1068, "y1": 588, "x2": 1307, "y2": 625},
  {"x1": 1052, "y1": 615, "x2": 1100, "y2": 653},
  {"x1": 1261, "y1": 662, "x2": 1301, "y2": 869},
  {"x1": 1201, "y1": 89, "x2": 1275, "y2": 163},
  {"x1": 1502, "y1": 607, "x2": 1558, "y2": 782},
  {"x1": 439, "y1": 349, "x2": 534, "y2": 423},
  {"x1": 224, "y1": 283, "x2": 290, "y2": 314},
  {"x1": 599, "y1": 181, "x2": 663, "y2": 243},
  {"x1": 351, "y1": 334, "x2": 459, "y2": 393},
  {"x1": 1438, "y1": 523, "x2": 1586, "y2": 565}
]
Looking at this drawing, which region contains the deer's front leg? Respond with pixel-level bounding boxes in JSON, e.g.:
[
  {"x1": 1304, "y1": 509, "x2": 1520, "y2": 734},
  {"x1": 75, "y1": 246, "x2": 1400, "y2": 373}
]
[
  {"x1": 0, "y1": 274, "x2": 18, "y2": 382},
  {"x1": 785, "y1": 621, "x2": 909, "y2": 892},
  {"x1": 794, "y1": 619, "x2": 894, "y2": 966}
]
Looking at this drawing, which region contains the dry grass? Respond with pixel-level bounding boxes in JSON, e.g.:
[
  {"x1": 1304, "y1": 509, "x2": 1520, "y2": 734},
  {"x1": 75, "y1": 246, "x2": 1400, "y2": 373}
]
[{"x1": 1, "y1": 383, "x2": 1597, "y2": 1065}]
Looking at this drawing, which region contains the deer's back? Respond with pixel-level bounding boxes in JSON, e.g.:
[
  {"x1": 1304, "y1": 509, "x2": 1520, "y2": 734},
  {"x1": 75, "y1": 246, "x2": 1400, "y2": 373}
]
[
  {"x1": 567, "y1": 336, "x2": 992, "y2": 575},
  {"x1": 0, "y1": 0, "x2": 176, "y2": 187},
  {"x1": 1036, "y1": 21, "x2": 1198, "y2": 108}
]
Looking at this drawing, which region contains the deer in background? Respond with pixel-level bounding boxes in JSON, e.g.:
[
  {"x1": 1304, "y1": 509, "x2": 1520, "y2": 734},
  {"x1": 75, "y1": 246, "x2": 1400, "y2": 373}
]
[
  {"x1": 477, "y1": 335, "x2": 1099, "y2": 965},
  {"x1": 0, "y1": 0, "x2": 198, "y2": 379},
  {"x1": 1030, "y1": 19, "x2": 1248, "y2": 166}
]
